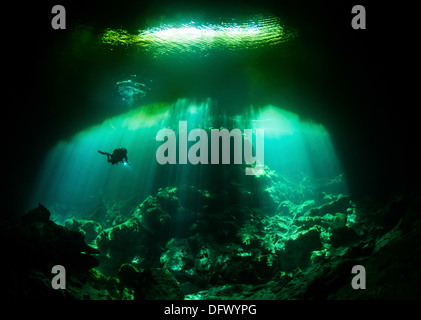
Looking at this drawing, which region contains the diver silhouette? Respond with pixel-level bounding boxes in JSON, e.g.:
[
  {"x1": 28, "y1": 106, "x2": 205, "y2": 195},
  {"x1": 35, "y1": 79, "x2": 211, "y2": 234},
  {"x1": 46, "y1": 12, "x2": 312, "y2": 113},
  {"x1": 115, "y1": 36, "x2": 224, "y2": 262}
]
[{"x1": 98, "y1": 148, "x2": 129, "y2": 165}]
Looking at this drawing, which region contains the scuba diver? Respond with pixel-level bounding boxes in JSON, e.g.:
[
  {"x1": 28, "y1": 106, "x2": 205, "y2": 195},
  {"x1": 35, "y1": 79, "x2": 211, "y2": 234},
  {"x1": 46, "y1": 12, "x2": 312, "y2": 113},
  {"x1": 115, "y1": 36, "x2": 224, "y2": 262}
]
[{"x1": 98, "y1": 148, "x2": 129, "y2": 165}]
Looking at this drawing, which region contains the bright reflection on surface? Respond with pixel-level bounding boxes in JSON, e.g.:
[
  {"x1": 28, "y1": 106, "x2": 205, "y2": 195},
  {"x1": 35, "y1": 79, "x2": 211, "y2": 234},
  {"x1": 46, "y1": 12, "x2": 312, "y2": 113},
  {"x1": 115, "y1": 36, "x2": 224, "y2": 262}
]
[
  {"x1": 101, "y1": 15, "x2": 297, "y2": 56},
  {"x1": 141, "y1": 22, "x2": 261, "y2": 43}
]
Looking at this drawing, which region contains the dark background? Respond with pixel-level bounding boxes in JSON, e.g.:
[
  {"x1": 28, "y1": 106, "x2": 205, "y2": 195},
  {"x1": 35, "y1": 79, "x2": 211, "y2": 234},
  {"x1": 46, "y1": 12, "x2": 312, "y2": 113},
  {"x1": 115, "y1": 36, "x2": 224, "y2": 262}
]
[{"x1": 3, "y1": 0, "x2": 418, "y2": 218}]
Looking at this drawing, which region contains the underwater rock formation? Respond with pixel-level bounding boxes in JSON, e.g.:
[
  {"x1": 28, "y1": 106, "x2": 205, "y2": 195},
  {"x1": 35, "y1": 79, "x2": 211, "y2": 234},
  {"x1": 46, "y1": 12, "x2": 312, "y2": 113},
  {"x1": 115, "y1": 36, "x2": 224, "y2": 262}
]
[
  {"x1": 64, "y1": 218, "x2": 103, "y2": 244},
  {"x1": 279, "y1": 227, "x2": 323, "y2": 272},
  {"x1": 118, "y1": 263, "x2": 184, "y2": 300},
  {"x1": 4, "y1": 168, "x2": 421, "y2": 299},
  {"x1": 2, "y1": 204, "x2": 101, "y2": 299},
  {"x1": 82, "y1": 168, "x2": 361, "y2": 294}
]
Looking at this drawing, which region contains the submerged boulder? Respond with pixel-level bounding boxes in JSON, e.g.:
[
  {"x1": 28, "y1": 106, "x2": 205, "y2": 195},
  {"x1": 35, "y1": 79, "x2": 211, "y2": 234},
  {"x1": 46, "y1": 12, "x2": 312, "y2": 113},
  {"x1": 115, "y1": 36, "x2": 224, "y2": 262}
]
[
  {"x1": 117, "y1": 263, "x2": 184, "y2": 300},
  {"x1": 95, "y1": 217, "x2": 152, "y2": 275},
  {"x1": 64, "y1": 218, "x2": 103, "y2": 244},
  {"x1": 330, "y1": 227, "x2": 361, "y2": 248},
  {"x1": 307, "y1": 196, "x2": 351, "y2": 217},
  {"x1": 136, "y1": 266, "x2": 184, "y2": 300},
  {"x1": 160, "y1": 238, "x2": 195, "y2": 280},
  {"x1": 3, "y1": 204, "x2": 100, "y2": 299},
  {"x1": 18, "y1": 204, "x2": 99, "y2": 275},
  {"x1": 279, "y1": 228, "x2": 323, "y2": 272}
]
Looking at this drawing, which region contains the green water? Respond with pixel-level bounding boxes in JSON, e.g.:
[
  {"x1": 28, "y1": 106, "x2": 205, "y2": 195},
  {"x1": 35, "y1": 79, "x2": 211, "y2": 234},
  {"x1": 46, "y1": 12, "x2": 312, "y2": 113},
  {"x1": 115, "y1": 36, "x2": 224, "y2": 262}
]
[
  {"x1": 29, "y1": 13, "x2": 348, "y2": 280},
  {"x1": 30, "y1": 97, "x2": 345, "y2": 217}
]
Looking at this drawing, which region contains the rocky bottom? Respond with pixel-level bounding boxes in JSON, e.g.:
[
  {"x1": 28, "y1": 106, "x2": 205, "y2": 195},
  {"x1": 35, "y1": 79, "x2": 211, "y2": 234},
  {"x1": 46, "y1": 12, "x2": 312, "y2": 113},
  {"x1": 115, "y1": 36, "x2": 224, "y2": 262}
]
[{"x1": 3, "y1": 168, "x2": 421, "y2": 299}]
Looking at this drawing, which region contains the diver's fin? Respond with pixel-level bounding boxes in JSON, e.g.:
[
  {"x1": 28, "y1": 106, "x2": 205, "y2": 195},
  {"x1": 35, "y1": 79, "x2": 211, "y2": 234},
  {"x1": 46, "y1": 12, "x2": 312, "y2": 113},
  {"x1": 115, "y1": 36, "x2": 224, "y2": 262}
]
[{"x1": 98, "y1": 150, "x2": 110, "y2": 155}]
